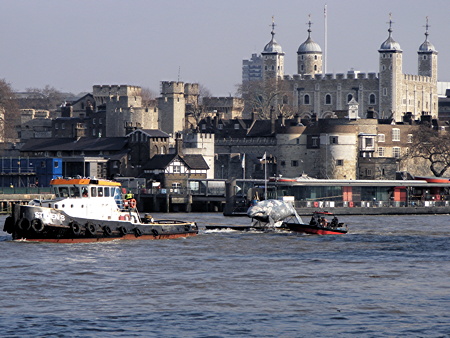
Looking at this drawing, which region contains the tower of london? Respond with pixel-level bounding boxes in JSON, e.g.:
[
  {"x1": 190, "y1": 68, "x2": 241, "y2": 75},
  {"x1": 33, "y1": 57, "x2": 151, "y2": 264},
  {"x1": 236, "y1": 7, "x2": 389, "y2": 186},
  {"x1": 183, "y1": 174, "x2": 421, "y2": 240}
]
[{"x1": 256, "y1": 18, "x2": 438, "y2": 122}]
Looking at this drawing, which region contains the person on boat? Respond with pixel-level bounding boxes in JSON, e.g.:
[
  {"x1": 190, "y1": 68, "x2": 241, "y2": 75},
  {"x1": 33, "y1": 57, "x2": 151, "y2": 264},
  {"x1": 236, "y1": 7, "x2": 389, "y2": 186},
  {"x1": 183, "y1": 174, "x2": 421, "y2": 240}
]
[
  {"x1": 125, "y1": 191, "x2": 134, "y2": 200},
  {"x1": 82, "y1": 187, "x2": 88, "y2": 197},
  {"x1": 330, "y1": 216, "x2": 338, "y2": 228},
  {"x1": 320, "y1": 217, "x2": 328, "y2": 227},
  {"x1": 310, "y1": 215, "x2": 317, "y2": 225}
]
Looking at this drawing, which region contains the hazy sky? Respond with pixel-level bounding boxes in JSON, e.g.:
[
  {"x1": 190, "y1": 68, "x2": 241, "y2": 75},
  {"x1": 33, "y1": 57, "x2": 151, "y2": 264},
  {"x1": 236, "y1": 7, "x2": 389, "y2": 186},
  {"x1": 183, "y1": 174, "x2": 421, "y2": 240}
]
[{"x1": 0, "y1": 0, "x2": 449, "y2": 97}]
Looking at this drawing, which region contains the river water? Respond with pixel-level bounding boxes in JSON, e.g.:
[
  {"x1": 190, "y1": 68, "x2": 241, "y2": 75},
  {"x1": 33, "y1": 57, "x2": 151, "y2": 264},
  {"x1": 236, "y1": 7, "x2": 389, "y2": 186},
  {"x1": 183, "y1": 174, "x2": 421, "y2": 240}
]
[{"x1": 0, "y1": 213, "x2": 449, "y2": 337}]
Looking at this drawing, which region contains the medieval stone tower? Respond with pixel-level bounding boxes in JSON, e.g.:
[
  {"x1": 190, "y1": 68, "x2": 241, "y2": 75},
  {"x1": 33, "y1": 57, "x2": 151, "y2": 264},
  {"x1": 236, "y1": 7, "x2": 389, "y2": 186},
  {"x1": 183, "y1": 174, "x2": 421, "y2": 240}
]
[
  {"x1": 418, "y1": 18, "x2": 438, "y2": 80},
  {"x1": 378, "y1": 19, "x2": 403, "y2": 121},
  {"x1": 261, "y1": 19, "x2": 285, "y2": 80},
  {"x1": 158, "y1": 81, "x2": 199, "y2": 136},
  {"x1": 297, "y1": 20, "x2": 322, "y2": 76},
  {"x1": 93, "y1": 85, "x2": 151, "y2": 137}
]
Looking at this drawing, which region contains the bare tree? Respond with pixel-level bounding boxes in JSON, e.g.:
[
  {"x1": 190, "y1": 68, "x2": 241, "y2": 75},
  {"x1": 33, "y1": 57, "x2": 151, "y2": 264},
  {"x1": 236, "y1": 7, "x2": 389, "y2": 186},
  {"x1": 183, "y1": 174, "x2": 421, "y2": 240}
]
[
  {"x1": 0, "y1": 79, "x2": 20, "y2": 140},
  {"x1": 237, "y1": 78, "x2": 294, "y2": 119},
  {"x1": 408, "y1": 124, "x2": 450, "y2": 177},
  {"x1": 186, "y1": 84, "x2": 212, "y2": 128},
  {"x1": 140, "y1": 87, "x2": 157, "y2": 107},
  {"x1": 25, "y1": 85, "x2": 69, "y2": 111}
]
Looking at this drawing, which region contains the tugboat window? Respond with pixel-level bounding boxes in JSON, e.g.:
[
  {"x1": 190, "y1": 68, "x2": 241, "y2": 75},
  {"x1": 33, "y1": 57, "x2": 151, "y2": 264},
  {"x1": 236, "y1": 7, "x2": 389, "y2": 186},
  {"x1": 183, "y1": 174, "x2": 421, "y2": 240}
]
[{"x1": 91, "y1": 187, "x2": 97, "y2": 197}]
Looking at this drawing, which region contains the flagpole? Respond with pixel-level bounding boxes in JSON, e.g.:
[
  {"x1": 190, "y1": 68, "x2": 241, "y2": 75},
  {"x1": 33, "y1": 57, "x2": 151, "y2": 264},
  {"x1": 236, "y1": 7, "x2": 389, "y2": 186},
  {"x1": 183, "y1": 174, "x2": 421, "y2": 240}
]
[{"x1": 264, "y1": 152, "x2": 267, "y2": 200}]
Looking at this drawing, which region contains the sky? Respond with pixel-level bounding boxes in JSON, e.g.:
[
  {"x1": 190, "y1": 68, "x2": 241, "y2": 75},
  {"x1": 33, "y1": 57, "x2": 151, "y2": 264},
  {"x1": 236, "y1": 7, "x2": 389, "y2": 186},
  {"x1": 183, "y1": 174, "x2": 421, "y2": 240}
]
[{"x1": 0, "y1": 0, "x2": 449, "y2": 97}]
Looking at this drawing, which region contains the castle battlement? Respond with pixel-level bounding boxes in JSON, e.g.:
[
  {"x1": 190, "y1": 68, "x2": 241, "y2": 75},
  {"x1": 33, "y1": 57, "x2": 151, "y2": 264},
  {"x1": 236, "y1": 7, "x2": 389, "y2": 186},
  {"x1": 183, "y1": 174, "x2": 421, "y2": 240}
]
[
  {"x1": 93, "y1": 85, "x2": 141, "y2": 96},
  {"x1": 403, "y1": 74, "x2": 433, "y2": 83}
]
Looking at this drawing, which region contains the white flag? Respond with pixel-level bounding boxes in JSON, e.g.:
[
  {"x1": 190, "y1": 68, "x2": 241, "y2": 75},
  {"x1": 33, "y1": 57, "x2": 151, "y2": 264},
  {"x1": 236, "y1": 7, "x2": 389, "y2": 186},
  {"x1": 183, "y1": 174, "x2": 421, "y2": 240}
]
[
  {"x1": 260, "y1": 152, "x2": 267, "y2": 163},
  {"x1": 241, "y1": 153, "x2": 245, "y2": 169}
]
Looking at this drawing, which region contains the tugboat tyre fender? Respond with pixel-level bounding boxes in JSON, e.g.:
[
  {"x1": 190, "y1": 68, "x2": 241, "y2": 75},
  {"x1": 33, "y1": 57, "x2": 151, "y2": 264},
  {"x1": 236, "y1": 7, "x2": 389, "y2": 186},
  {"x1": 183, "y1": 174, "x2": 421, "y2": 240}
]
[
  {"x1": 184, "y1": 225, "x2": 190, "y2": 232},
  {"x1": 313, "y1": 202, "x2": 319, "y2": 207},
  {"x1": 17, "y1": 218, "x2": 31, "y2": 231},
  {"x1": 119, "y1": 226, "x2": 128, "y2": 235},
  {"x1": 70, "y1": 222, "x2": 82, "y2": 235},
  {"x1": 3, "y1": 216, "x2": 14, "y2": 233},
  {"x1": 151, "y1": 229, "x2": 159, "y2": 237},
  {"x1": 134, "y1": 228, "x2": 142, "y2": 237},
  {"x1": 31, "y1": 218, "x2": 45, "y2": 233},
  {"x1": 103, "y1": 226, "x2": 112, "y2": 236},
  {"x1": 86, "y1": 223, "x2": 97, "y2": 235}
]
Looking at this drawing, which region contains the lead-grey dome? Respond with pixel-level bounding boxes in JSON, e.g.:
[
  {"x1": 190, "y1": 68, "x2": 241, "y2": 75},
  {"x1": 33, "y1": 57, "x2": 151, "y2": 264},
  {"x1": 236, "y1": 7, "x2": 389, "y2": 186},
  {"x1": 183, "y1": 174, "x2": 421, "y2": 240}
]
[
  {"x1": 379, "y1": 35, "x2": 402, "y2": 51},
  {"x1": 263, "y1": 37, "x2": 283, "y2": 54},
  {"x1": 379, "y1": 22, "x2": 402, "y2": 51},
  {"x1": 419, "y1": 39, "x2": 436, "y2": 52},
  {"x1": 297, "y1": 36, "x2": 322, "y2": 53}
]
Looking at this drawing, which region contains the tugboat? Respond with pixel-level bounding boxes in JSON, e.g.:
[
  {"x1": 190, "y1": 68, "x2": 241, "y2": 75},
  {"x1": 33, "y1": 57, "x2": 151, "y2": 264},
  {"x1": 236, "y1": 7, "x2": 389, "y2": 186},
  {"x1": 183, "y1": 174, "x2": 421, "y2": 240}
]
[
  {"x1": 283, "y1": 211, "x2": 348, "y2": 235},
  {"x1": 3, "y1": 177, "x2": 198, "y2": 243}
]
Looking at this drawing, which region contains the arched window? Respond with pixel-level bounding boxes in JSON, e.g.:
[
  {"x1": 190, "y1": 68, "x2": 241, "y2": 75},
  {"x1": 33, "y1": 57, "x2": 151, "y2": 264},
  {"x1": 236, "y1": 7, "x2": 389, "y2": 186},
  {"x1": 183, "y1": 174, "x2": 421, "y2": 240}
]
[
  {"x1": 347, "y1": 94, "x2": 353, "y2": 102},
  {"x1": 314, "y1": 65, "x2": 317, "y2": 71},
  {"x1": 369, "y1": 94, "x2": 376, "y2": 104},
  {"x1": 304, "y1": 94, "x2": 310, "y2": 105},
  {"x1": 325, "y1": 94, "x2": 331, "y2": 105},
  {"x1": 154, "y1": 145, "x2": 159, "y2": 154}
]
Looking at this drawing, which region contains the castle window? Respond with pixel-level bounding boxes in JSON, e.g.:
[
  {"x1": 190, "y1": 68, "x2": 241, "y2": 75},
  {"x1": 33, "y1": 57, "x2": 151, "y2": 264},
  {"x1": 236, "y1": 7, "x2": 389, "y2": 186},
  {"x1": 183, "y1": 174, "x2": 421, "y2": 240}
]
[
  {"x1": 304, "y1": 94, "x2": 310, "y2": 105},
  {"x1": 93, "y1": 118, "x2": 96, "y2": 125},
  {"x1": 383, "y1": 88, "x2": 388, "y2": 96},
  {"x1": 291, "y1": 160, "x2": 299, "y2": 167},
  {"x1": 365, "y1": 168, "x2": 372, "y2": 176},
  {"x1": 378, "y1": 134, "x2": 385, "y2": 142},
  {"x1": 325, "y1": 94, "x2": 332, "y2": 105},
  {"x1": 378, "y1": 147, "x2": 385, "y2": 157},
  {"x1": 314, "y1": 65, "x2": 317, "y2": 71},
  {"x1": 347, "y1": 94, "x2": 353, "y2": 102},
  {"x1": 330, "y1": 136, "x2": 338, "y2": 144},
  {"x1": 301, "y1": 65, "x2": 304, "y2": 71},
  {"x1": 280, "y1": 161, "x2": 286, "y2": 166},
  {"x1": 218, "y1": 124, "x2": 223, "y2": 130},
  {"x1": 271, "y1": 65, "x2": 274, "y2": 70},
  {"x1": 234, "y1": 123, "x2": 239, "y2": 130},
  {"x1": 392, "y1": 128, "x2": 400, "y2": 141},
  {"x1": 393, "y1": 147, "x2": 401, "y2": 158},
  {"x1": 369, "y1": 94, "x2": 376, "y2": 104},
  {"x1": 336, "y1": 159, "x2": 344, "y2": 166}
]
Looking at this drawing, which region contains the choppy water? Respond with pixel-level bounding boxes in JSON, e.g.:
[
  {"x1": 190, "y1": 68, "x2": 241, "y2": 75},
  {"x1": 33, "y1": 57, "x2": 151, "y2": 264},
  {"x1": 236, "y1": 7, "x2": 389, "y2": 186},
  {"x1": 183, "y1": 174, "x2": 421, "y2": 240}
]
[{"x1": 1, "y1": 213, "x2": 450, "y2": 337}]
